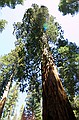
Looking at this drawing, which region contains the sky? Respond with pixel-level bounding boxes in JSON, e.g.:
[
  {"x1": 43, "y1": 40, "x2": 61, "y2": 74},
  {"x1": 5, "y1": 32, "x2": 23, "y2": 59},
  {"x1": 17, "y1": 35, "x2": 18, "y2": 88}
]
[{"x1": 0, "y1": 0, "x2": 79, "y2": 56}]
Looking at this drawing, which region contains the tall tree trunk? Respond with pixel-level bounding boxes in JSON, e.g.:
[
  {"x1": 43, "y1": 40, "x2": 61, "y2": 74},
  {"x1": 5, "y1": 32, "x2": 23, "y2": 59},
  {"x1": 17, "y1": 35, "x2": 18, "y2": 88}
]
[
  {"x1": 41, "y1": 33, "x2": 76, "y2": 120},
  {"x1": 0, "y1": 73, "x2": 14, "y2": 118}
]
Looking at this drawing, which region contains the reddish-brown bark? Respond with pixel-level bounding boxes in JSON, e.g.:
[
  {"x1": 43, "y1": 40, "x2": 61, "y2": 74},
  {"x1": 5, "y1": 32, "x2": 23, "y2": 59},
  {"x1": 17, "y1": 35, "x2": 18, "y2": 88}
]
[
  {"x1": 0, "y1": 97, "x2": 6, "y2": 118},
  {"x1": 42, "y1": 50, "x2": 76, "y2": 120},
  {"x1": 21, "y1": 112, "x2": 27, "y2": 120}
]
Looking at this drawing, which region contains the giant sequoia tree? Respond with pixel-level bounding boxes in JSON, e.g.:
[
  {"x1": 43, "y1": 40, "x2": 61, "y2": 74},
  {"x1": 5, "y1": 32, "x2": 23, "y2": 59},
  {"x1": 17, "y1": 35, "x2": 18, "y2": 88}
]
[{"x1": 14, "y1": 4, "x2": 76, "y2": 120}]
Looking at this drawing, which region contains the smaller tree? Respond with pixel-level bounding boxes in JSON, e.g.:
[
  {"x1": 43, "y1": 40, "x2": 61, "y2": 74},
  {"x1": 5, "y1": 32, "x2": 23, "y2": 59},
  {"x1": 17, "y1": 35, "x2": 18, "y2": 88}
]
[
  {"x1": 25, "y1": 92, "x2": 42, "y2": 120},
  {"x1": 22, "y1": 76, "x2": 42, "y2": 120},
  {"x1": 0, "y1": 48, "x2": 19, "y2": 118},
  {"x1": 1, "y1": 83, "x2": 19, "y2": 120}
]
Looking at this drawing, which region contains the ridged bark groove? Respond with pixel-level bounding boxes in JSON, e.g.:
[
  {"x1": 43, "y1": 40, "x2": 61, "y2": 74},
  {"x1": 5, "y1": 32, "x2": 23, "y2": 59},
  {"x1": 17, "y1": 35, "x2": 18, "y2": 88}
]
[{"x1": 41, "y1": 34, "x2": 76, "y2": 120}]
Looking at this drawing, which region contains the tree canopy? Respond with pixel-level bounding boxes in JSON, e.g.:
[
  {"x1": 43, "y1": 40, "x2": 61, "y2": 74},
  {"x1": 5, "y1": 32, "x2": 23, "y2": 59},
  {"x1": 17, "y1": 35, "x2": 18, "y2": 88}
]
[
  {"x1": 0, "y1": 0, "x2": 24, "y2": 9},
  {"x1": 13, "y1": 3, "x2": 59, "y2": 93},
  {"x1": 58, "y1": 0, "x2": 79, "y2": 15}
]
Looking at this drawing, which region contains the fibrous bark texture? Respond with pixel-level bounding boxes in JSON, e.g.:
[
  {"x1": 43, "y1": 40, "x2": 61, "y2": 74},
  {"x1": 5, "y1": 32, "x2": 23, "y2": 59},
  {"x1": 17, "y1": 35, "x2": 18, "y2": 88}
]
[{"x1": 42, "y1": 34, "x2": 76, "y2": 120}]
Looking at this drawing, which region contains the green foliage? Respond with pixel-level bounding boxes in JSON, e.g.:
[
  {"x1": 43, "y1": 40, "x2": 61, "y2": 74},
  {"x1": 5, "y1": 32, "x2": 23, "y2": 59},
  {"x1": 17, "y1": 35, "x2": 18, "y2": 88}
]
[
  {"x1": 52, "y1": 37, "x2": 79, "y2": 119},
  {"x1": 13, "y1": 4, "x2": 60, "y2": 119},
  {"x1": 46, "y1": 16, "x2": 59, "y2": 43},
  {"x1": 25, "y1": 90, "x2": 42, "y2": 120},
  {"x1": 58, "y1": 0, "x2": 79, "y2": 15},
  {"x1": 13, "y1": 4, "x2": 79, "y2": 119},
  {"x1": 0, "y1": 48, "x2": 19, "y2": 98},
  {"x1": 0, "y1": 54, "x2": 14, "y2": 98},
  {"x1": 0, "y1": 19, "x2": 7, "y2": 32},
  {"x1": 0, "y1": 0, "x2": 24, "y2": 32},
  {"x1": 25, "y1": 72, "x2": 42, "y2": 120},
  {"x1": 0, "y1": 0, "x2": 24, "y2": 9},
  {"x1": 12, "y1": 5, "x2": 61, "y2": 112},
  {"x1": 1, "y1": 83, "x2": 19, "y2": 120},
  {"x1": 0, "y1": 3, "x2": 79, "y2": 119},
  {"x1": 54, "y1": 39, "x2": 79, "y2": 100},
  {"x1": 73, "y1": 95, "x2": 79, "y2": 120}
]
